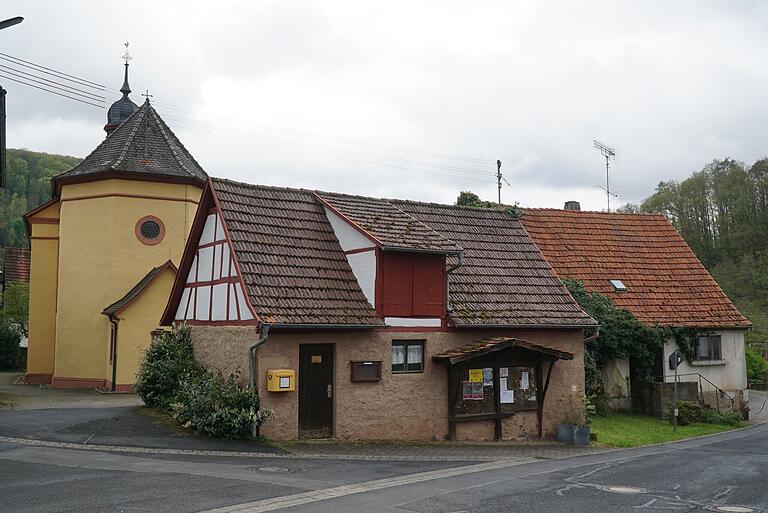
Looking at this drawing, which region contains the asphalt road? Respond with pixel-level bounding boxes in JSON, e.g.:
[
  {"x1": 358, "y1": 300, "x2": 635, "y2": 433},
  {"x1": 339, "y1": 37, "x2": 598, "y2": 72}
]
[{"x1": 1, "y1": 421, "x2": 767, "y2": 513}]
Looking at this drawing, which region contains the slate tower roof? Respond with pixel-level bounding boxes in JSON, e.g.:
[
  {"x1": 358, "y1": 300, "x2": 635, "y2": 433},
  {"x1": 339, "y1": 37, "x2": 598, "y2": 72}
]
[
  {"x1": 55, "y1": 99, "x2": 207, "y2": 187},
  {"x1": 104, "y1": 62, "x2": 138, "y2": 135}
]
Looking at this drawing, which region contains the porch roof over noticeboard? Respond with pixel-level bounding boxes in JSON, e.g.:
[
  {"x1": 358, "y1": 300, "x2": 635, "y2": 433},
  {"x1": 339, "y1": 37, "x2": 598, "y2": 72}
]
[{"x1": 432, "y1": 337, "x2": 575, "y2": 365}]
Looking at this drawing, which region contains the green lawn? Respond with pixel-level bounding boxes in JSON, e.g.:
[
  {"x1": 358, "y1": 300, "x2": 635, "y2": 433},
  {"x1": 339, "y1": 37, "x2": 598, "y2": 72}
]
[{"x1": 590, "y1": 413, "x2": 741, "y2": 448}]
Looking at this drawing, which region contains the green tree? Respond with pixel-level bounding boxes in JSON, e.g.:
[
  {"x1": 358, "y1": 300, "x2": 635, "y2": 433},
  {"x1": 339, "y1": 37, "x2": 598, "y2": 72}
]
[
  {"x1": 455, "y1": 191, "x2": 497, "y2": 208},
  {"x1": 1, "y1": 281, "x2": 29, "y2": 337}
]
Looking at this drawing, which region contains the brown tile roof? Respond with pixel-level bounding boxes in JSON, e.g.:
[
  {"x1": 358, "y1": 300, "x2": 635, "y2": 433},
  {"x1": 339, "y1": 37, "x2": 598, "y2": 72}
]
[
  {"x1": 520, "y1": 209, "x2": 751, "y2": 329},
  {"x1": 316, "y1": 191, "x2": 463, "y2": 253},
  {"x1": 55, "y1": 100, "x2": 207, "y2": 185},
  {"x1": 212, "y1": 179, "x2": 384, "y2": 326},
  {"x1": 3, "y1": 247, "x2": 30, "y2": 284},
  {"x1": 102, "y1": 260, "x2": 177, "y2": 316},
  {"x1": 432, "y1": 337, "x2": 574, "y2": 364},
  {"x1": 392, "y1": 201, "x2": 597, "y2": 327}
]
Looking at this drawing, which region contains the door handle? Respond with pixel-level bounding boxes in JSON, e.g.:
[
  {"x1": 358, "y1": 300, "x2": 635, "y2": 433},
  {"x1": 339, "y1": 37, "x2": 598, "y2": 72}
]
[{"x1": 326, "y1": 384, "x2": 332, "y2": 398}]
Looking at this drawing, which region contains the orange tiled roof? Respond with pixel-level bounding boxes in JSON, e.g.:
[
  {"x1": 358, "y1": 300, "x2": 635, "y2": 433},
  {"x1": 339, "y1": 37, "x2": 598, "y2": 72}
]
[{"x1": 520, "y1": 209, "x2": 751, "y2": 329}]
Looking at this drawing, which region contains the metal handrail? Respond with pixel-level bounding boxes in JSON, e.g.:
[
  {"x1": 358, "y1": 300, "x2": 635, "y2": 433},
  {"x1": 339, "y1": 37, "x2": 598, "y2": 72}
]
[{"x1": 658, "y1": 372, "x2": 736, "y2": 413}]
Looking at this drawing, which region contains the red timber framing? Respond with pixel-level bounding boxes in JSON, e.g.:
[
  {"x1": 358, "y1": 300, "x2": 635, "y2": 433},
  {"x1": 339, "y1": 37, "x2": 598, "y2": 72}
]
[{"x1": 161, "y1": 180, "x2": 258, "y2": 326}]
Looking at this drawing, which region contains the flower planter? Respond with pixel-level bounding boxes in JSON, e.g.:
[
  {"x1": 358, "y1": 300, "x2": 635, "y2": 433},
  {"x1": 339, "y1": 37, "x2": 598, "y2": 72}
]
[{"x1": 556, "y1": 423, "x2": 591, "y2": 445}]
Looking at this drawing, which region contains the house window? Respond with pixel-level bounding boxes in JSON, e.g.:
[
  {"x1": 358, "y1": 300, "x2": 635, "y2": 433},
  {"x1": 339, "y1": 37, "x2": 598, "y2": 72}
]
[
  {"x1": 135, "y1": 215, "x2": 165, "y2": 245},
  {"x1": 695, "y1": 335, "x2": 722, "y2": 361},
  {"x1": 392, "y1": 340, "x2": 424, "y2": 373}
]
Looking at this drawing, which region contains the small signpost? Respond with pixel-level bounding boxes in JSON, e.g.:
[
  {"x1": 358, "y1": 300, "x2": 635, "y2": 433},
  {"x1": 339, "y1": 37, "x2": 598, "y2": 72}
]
[{"x1": 669, "y1": 349, "x2": 684, "y2": 431}]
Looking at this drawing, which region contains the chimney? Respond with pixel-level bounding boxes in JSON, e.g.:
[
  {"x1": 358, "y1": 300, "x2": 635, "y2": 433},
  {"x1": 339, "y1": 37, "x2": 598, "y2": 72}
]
[{"x1": 564, "y1": 201, "x2": 581, "y2": 211}]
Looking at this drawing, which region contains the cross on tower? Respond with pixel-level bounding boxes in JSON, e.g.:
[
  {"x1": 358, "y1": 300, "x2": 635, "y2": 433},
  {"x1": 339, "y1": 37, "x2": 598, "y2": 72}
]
[{"x1": 142, "y1": 90, "x2": 153, "y2": 102}]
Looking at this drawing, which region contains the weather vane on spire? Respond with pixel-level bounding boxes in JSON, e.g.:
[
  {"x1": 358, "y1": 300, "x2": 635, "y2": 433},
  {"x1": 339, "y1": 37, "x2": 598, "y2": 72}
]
[{"x1": 122, "y1": 42, "x2": 131, "y2": 65}]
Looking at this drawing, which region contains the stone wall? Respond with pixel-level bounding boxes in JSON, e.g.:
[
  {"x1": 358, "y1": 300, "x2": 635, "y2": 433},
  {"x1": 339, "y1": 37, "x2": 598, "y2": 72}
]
[
  {"x1": 189, "y1": 326, "x2": 586, "y2": 441},
  {"x1": 189, "y1": 325, "x2": 258, "y2": 384}
]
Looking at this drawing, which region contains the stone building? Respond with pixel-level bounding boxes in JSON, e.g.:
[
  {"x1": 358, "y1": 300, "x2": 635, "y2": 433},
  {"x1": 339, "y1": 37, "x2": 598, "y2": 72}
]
[{"x1": 161, "y1": 179, "x2": 597, "y2": 441}]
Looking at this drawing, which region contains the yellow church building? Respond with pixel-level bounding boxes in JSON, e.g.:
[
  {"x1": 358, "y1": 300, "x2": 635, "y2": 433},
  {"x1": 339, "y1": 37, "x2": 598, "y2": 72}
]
[{"x1": 23, "y1": 61, "x2": 206, "y2": 391}]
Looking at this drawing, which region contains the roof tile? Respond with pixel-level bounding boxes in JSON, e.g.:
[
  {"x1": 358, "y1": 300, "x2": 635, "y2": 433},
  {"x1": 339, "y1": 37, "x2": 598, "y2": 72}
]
[{"x1": 520, "y1": 209, "x2": 750, "y2": 328}]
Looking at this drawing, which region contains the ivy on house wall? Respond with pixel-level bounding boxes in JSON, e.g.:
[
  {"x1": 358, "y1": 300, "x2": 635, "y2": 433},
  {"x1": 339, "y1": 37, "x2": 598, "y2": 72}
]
[{"x1": 562, "y1": 279, "x2": 669, "y2": 399}]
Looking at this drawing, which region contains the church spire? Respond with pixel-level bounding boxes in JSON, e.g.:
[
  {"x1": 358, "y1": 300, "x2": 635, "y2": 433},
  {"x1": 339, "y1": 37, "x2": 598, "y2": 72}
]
[
  {"x1": 104, "y1": 42, "x2": 139, "y2": 136},
  {"x1": 120, "y1": 42, "x2": 131, "y2": 97}
]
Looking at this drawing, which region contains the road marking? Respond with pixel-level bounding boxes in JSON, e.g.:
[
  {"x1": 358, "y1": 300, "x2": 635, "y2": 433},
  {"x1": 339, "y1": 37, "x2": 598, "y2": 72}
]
[{"x1": 196, "y1": 459, "x2": 534, "y2": 513}]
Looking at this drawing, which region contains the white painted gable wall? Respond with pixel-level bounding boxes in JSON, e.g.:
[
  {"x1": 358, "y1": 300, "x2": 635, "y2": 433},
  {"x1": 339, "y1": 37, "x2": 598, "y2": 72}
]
[{"x1": 323, "y1": 206, "x2": 377, "y2": 307}]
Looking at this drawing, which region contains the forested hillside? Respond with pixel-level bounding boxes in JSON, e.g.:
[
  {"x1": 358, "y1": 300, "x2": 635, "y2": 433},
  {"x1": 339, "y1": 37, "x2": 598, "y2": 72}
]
[
  {"x1": 0, "y1": 149, "x2": 80, "y2": 248},
  {"x1": 623, "y1": 158, "x2": 768, "y2": 349}
]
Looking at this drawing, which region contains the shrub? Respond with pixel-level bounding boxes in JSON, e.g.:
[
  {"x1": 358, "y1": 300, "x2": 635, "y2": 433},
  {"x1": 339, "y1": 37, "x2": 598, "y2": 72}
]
[
  {"x1": 703, "y1": 409, "x2": 742, "y2": 426},
  {"x1": 135, "y1": 325, "x2": 202, "y2": 409},
  {"x1": 171, "y1": 371, "x2": 271, "y2": 439},
  {"x1": 674, "y1": 400, "x2": 705, "y2": 425},
  {"x1": 745, "y1": 347, "x2": 768, "y2": 383},
  {"x1": 0, "y1": 324, "x2": 22, "y2": 370},
  {"x1": 674, "y1": 400, "x2": 742, "y2": 426}
]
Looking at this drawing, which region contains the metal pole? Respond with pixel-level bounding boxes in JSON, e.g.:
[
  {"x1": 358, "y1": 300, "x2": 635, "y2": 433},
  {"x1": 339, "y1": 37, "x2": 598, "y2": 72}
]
[
  {"x1": 496, "y1": 160, "x2": 502, "y2": 205},
  {"x1": 605, "y1": 155, "x2": 610, "y2": 212},
  {"x1": 673, "y1": 360, "x2": 678, "y2": 431}
]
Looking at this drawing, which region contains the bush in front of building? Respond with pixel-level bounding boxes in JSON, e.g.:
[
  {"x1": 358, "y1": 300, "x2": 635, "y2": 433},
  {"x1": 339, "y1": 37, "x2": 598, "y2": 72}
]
[
  {"x1": 136, "y1": 325, "x2": 271, "y2": 439},
  {"x1": 171, "y1": 371, "x2": 271, "y2": 439},
  {"x1": 135, "y1": 325, "x2": 203, "y2": 409},
  {"x1": 674, "y1": 400, "x2": 742, "y2": 426},
  {"x1": 0, "y1": 323, "x2": 22, "y2": 370}
]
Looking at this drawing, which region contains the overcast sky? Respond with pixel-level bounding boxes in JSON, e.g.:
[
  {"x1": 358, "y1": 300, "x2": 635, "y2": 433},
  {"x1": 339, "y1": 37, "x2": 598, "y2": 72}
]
[{"x1": 2, "y1": 1, "x2": 768, "y2": 210}]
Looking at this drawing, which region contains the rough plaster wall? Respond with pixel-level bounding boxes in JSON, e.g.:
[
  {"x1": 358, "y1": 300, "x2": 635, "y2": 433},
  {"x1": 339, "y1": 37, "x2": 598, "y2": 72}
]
[
  {"x1": 189, "y1": 326, "x2": 258, "y2": 384},
  {"x1": 189, "y1": 326, "x2": 585, "y2": 441}
]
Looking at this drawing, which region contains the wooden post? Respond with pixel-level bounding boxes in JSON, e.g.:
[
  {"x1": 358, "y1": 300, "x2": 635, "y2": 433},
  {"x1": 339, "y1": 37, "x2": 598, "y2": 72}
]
[
  {"x1": 493, "y1": 354, "x2": 502, "y2": 441},
  {"x1": 538, "y1": 359, "x2": 556, "y2": 439},
  {"x1": 447, "y1": 363, "x2": 456, "y2": 441}
]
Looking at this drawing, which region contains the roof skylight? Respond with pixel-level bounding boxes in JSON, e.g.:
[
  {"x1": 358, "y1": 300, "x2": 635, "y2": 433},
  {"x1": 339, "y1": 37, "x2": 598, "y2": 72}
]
[{"x1": 610, "y1": 279, "x2": 627, "y2": 292}]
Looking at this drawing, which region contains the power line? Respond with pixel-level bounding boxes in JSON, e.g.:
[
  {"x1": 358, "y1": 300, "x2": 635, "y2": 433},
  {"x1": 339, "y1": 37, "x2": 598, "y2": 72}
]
[
  {"x1": 0, "y1": 64, "x2": 106, "y2": 101},
  {"x1": 0, "y1": 73, "x2": 103, "y2": 108},
  {"x1": 0, "y1": 52, "x2": 105, "y2": 90},
  {"x1": 0, "y1": 50, "x2": 502, "y2": 186},
  {"x1": 160, "y1": 110, "x2": 494, "y2": 179},
  {"x1": 162, "y1": 113, "x2": 492, "y2": 184},
  {"x1": 151, "y1": 98, "x2": 495, "y2": 165}
]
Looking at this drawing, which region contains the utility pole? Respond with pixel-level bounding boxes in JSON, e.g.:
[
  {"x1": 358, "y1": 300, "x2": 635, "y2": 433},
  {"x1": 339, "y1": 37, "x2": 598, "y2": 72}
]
[
  {"x1": 593, "y1": 140, "x2": 616, "y2": 212},
  {"x1": 496, "y1": 160, "x2": 502, "y2": 205},
  {"x1": 0, "y1": 16, "x2": 24, "y2": 189}
]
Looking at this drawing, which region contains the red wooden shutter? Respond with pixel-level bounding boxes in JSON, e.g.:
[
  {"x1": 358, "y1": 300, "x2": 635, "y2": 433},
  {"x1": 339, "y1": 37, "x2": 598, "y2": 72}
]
[
  {"x1": 381, "y1": 252, "x2": 413, "y2": 316},
  {"x1": 413, "y1": 254, "x2": 445, "y2": 316}
]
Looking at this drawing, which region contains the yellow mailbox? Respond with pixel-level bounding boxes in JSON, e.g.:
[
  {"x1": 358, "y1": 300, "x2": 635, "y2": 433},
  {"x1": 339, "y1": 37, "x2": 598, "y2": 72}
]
[{"x1": 267, "y1": 369, "x2": 295, "y2": 392}]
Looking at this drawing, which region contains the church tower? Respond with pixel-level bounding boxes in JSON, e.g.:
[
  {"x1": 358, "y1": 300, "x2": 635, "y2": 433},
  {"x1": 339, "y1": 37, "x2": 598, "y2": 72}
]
[{"x1": 24, "y1": 52, "x2": 207, "y2": 391}]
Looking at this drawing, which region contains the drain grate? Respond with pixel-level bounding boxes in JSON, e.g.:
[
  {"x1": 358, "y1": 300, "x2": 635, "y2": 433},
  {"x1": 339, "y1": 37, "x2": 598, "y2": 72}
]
[{"x1": 248, "y1": 466, "x2": 299, "y2": 474}]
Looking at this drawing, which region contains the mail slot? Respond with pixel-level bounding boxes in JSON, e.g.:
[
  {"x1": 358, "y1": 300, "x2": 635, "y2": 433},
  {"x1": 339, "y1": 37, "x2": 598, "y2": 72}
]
[{"x1": 267, "y1": 369, "x2": 295, "y2": 392}]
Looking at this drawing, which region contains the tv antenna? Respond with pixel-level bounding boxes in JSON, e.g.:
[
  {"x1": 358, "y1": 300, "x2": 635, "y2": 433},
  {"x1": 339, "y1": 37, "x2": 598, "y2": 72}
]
[{"x1": 593, "y1": 140, "x2": 616, "y2": 212}]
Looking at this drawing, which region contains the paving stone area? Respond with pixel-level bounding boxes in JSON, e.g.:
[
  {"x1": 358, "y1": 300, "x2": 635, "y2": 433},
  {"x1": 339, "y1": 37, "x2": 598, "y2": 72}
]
[{"x1": 0, "y1": 372, "x2": 142, "y2": 410}]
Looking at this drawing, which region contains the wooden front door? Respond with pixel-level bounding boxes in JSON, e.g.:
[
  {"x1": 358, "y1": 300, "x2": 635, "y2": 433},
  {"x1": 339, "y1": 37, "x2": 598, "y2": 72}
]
[{"x1": 299, "y1": 344, "x2": 334, "y2": 438}]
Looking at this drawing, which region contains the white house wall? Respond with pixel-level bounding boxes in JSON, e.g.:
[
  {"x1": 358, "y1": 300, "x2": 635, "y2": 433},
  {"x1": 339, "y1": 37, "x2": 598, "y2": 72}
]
[
  {"x1": 323, "y1": 207, "x2": 374, "y2": 251},
  {"x1": 347, "y1": 251, "x2": 376, "y2": 306},
  {"x1": 323, "y1": 206, "x2": 378, "y2": 308},
  {"x1": 662, "y1": 329, "x2": 747, "y2": 391}
]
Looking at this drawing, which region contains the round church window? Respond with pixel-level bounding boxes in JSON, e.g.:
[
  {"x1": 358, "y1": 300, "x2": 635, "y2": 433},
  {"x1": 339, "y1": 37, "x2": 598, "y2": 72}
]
[{"x1": 135, "y1": 216, "x2": 165, "y2": 245}]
